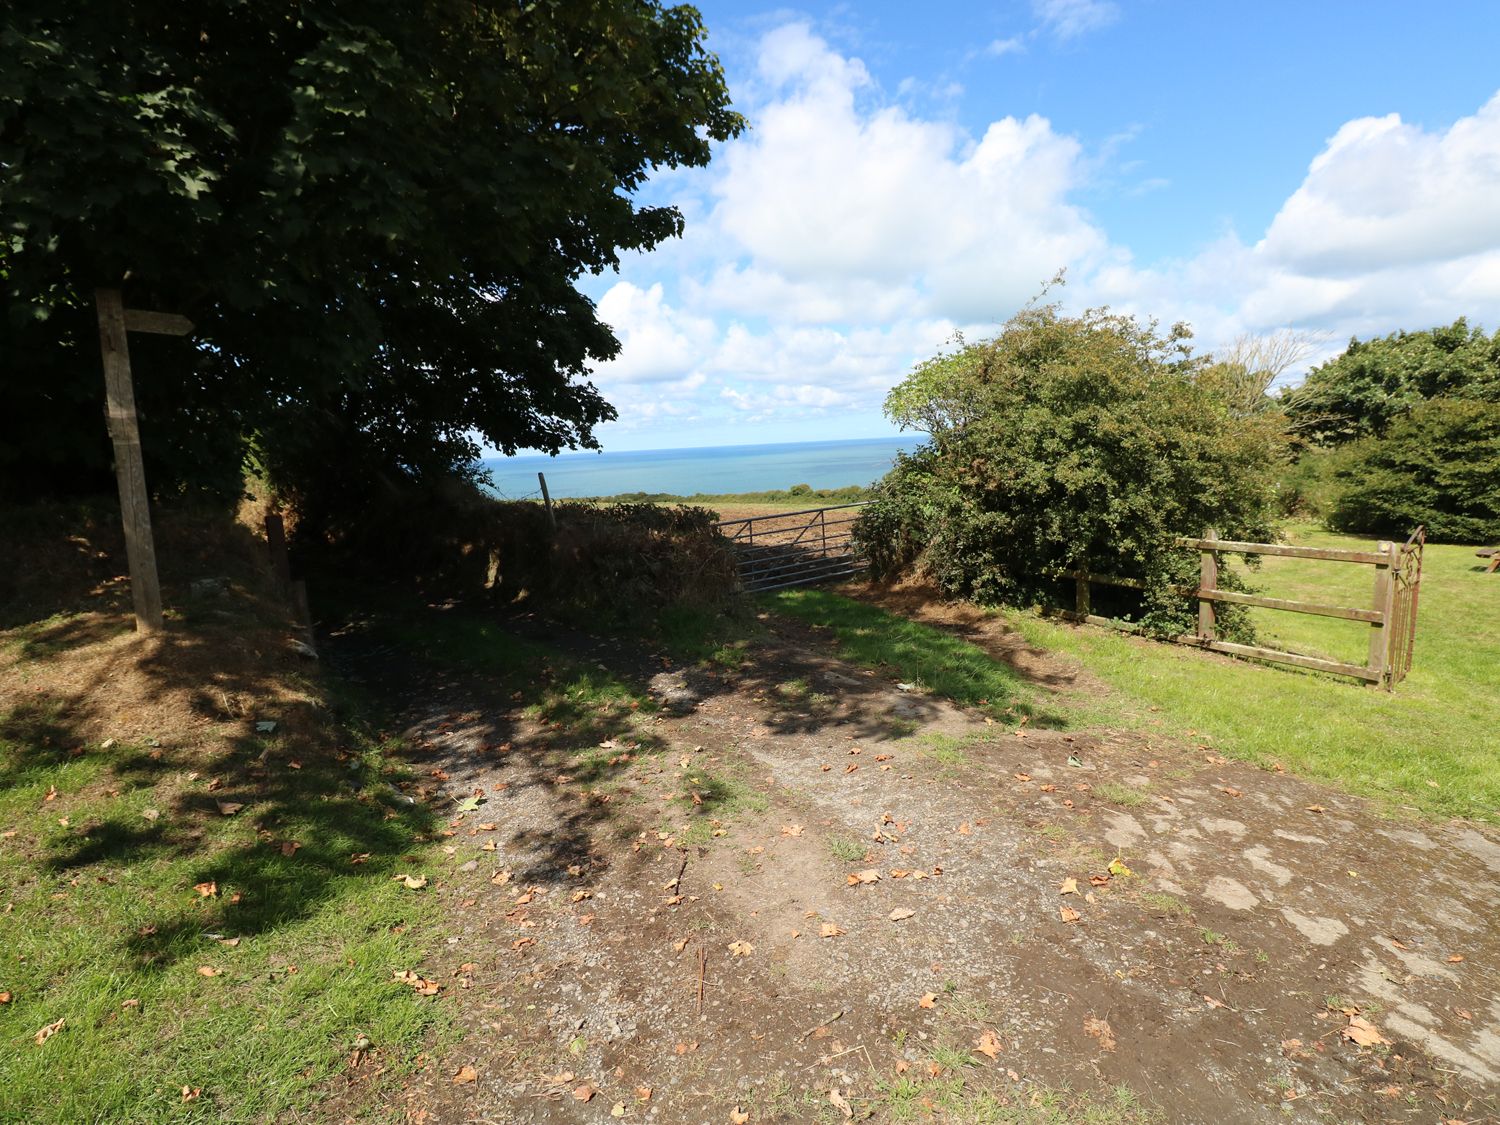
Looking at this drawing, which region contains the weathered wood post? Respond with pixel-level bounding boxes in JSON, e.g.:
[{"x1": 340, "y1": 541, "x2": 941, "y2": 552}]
[
  {"x1": 1075, "y1": 571, "x2": 1090, "y2": 617},
  {"x1": 537, "y1": 472, "x2": 556, "y2": 533},
  {"x1": 1197, "y1": 528, "x2": 1219, "y2": 641},
  {"x1": 1369, "y1": 540, "x2": 1396, "y2": 688}
]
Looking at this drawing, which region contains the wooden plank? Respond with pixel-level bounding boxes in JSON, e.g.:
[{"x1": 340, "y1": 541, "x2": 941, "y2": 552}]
[
  {"x1": 1370, "y1": 541, "x2": 1395, "y2": 689},
  {"x1": 1174, "y1": 537, "x2": 1386, "y2": 565},
  {"x1": 122, "y1": 308, "x2": 194, "y2": 336},
  {"x1": 1198, "y1": 527, "x2": 1218, "y2": 640},
  {"x1": 96, "y1": 288, "x2": 164, "y2": 634},
  {"x1": 1192, "y1": 587, "x2": 1382, "y2": 623},
  {"x1": 1172, "y1": 636, "x2": 1381, "y2": 682}
]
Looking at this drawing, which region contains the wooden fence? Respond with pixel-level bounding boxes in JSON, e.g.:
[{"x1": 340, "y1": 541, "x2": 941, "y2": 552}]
[
  {"x1": 713, "y1": 503, "x2": 868, "y2": 593},
  {"x1": 1062, "y1": 527, "x2": 1424, "y2": 689}
]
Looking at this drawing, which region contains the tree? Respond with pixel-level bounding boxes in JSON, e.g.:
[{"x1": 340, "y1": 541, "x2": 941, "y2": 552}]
[
  {"x1": 859, "y1": 297, "x2": 1287, "y2": 636},
  {"x1": 1, "y1": 1, "x2": 742, "y2": 515},
  {"x1": 1283, "y1": 319, "x2": 1500, "y2": 444},
  {"x1": 1328, "y1": 398, "x2": 1500, "y2": 543}
]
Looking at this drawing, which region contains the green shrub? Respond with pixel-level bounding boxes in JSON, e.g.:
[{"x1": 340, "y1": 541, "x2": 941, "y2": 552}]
[
  {"x1": 857, "y1": 299, "x2": 1286, "y2": 638},
  {"x1": 1328, "y1": 398, "x2": 1500, "y2": 543}
]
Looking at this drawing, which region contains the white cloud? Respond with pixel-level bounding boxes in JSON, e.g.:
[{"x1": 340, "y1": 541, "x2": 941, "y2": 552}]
[
  {"x1": 591, "y1": 282, "x2": 716, "y2": 385},
  {"x1": 1032, "y1": 0, "x2": 1120, "y2": 41},
  {"x1": 986, "y1": 36, "x2": 1025, "y2": 57}
]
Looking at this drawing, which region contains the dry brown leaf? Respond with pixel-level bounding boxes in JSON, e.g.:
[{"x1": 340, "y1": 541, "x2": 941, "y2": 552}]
[
  {"x1": 280, "y1": 840, "x2": 300, "y2": 857},
  {"x1": 196, "y1": 966, "x2": 221, "y2": 977},
  {"x1": 1059, "y1": 877, "x2": 1079, "y2": 896},
  {"x1": 1204, "y1": 994, "x2": 1227, "y2": 1010},
  {"x1": 728, "y1": 940, "x2": 754, "y2": 957},
  {"x1": 1089, "y1": 874, "x2": 1111, "y2": 887},
  {"x1": 956, "y1": 822, "x2": 971, "y2": 835},
  {"x1": 400, "y1": 874, "x2": 427, "y2": 890},
  {"x1": 674, "y1": 1041, "x2": 698, "y2": 1055},
  {"x1": 780, "y1": 824, "x2": 804, "y2": 837},
  {"x1": 193, "y1": 881, "x2": 218, "y2": 898},
  {"x1": 1083, "y1": 1016, "x2": 1116, "y2": 1051},
  {"x1": 975, "y1": 1029, "x2": 1003, "y2": 1059},
  {"x1": 573, "y1": 1083, "x2": 596, "y2": 1102},
  {"x1": 1342, "y1": 1015, "x2": 1388, "y2": 1047},
  {"x1": 889, "y1": 907, "x2": 916, "y2": 922},
  {"x1": 610, "y1": 1103, "x2": 626, "y2": 1118},
  {"x1": 829, "y1": 1087, "x2": 853, "y2": 1118},
  {"x1": 1448, "y1": 954, "x2": 1465, "y2": 963},
  {"x1": 33, "y1": 1018, "x2": 64, "y2": 1046},
  {"x1": 350, "y1": 853, "x2": 371, "y2": 865},
  {"x1": 490, "y1": 869, "x2": 512, "y2": 885},
  {"x1": 1059, "y1": 905, "x2": 1081, "y2": 924},
  {"x1": 216, "y1": 801, "x2": 243, "y2": 816},
  {"x1": 819, "y1": 923, "x2": 845, "y2": 939},
  {"x1": 730, "y1": 1109, "x2": 749, "y2": 1124},
  {"x1": 181, "y1": 1086, "x2": 200, "y2": 1102},
  {"x1": 452, "y1": 1064, "x2": 478, "y2": 1085},
  {"x1": 918, "y1": 992, "x2": 937, "y2": 1009},
  {"x1": 846, "y1": 869, "x2": 880, "y2": 886},
  {"x1": 0, "y1": 992, "x2": 11, "y2": 1004},
  {"x1": 635, "y1": 1085, "x2": 653, "y2": 1101}
]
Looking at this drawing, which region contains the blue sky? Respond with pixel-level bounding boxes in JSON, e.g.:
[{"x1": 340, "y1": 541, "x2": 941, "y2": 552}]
[{"x1": 566, "y1": 0, "x2": 1500, "y2": 452}]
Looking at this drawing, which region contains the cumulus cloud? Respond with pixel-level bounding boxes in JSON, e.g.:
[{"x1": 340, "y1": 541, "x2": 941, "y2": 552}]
[{"x1": 583, "y1": 20, "x2": 1500, "y2": 443}]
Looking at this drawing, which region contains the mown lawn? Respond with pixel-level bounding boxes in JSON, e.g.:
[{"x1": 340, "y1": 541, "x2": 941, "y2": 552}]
[
  {"x1": 1007, "y1": 525, "x2": 1500, "y2": 822},
  {"x1": 0, "y1": 645, "x2": 452, "y2": 1123}
]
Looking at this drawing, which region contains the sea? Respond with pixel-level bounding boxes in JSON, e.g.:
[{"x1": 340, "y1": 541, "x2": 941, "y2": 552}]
[{"x1": 479, "y1": 435, "x2": 920, "y2": 500}]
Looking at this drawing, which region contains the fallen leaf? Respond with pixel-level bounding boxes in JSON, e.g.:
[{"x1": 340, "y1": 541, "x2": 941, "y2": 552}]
[
  {"x1": 728, "y1": 940, "x2": 754, "y2": 957},
  {"x1": 975, "y1": 1029, "x2": 1003, "y2": 1059},
  {"x1": 1059, "y1": 906, "x2": 1081, "y2": 924},
  {"x1": 44, "y1": 786, "x2": 57, "y2": 802},
  {"x1": 1107, "y1": 857, "x2": 1133, "y2": 877},
  {"x1": 730, "y1": 1109, "x2": 749, "y2": 1124},
  {"x1": 216, "y1": 801, "x2": 243, "y2": 816},
  {"x1": 1448, "y1": 954, "x2": 1465, "y2": 963},
  {"x1": 34, "y1": 1018, "x2": 64, "y2": 1046},
  {"x1": 918, "y1": 992, "x2": 937, "y2": 1009},
  {"x1": 819, "y1": 923, "x2": 845, "y2": 938},
  {"x1": 846, "y1": 869, "x2": 880, "y2": 886},
  {"x1": 573, "y1": 1083, "x2": 596, "y2": 1102},
  {"x1": 490, "y1": 869, "x2": 512, "y2": 885},
  {"x1": 280, "y1": 841, "x2": 300, "y2": 857},
  {"x1": 675, "y1": 1041, "x2": 698, "y2": 1055},
  {"x1": 1059, "y1": 877, "x2": 1079, "y2": 896},
  {"x1": 780, "y1": 824, "x2": 804, "y2": 837},
  {"x1": 829, "y1": 1087, "x2": 853, "y2": 1118},
  {"x1": 889, "y1": 908, "x2": 915, "y2": 922},
  {"x1": 1342, "y1": 1014, "x2": 1388, "y2": 1047},
  {"x1": 196, "y1": 966, "x2": 221, "y2": 977},
  {"x1": 635, "y1": 1085, "x2": 653, "y2": 1101},
  {"x1": 1204, "y1": 994, "x2": 1227, "y2": 1010},
  {"x1": 545, "y1": 1071, "x2": 576, "y2": 1085},
  {"x1": 1219, "y1": 786, "x2": 1243, "y2": 798},
  {"x1": 452, "y1": 1064, "x2": 477, "y2": 1085},
  {"x1": 400, "y1": 874, "x2": 427, "y2": 890},
  {"x1": 193, "y1": 881, "x2": 218, "y2": 898},
  {"x1": 350, "y1": 853, "x2": 371, "y2": 865},
  {"x1": 1083, "y1": 1016, "x2": 1116, "y2": 1051},
  {"x1": 611, "y1": 1104, "x2": 626, "y2": 1119},
  {"x1": 1305, "y1": 804, "x2": 1326, "y2": 813},
  {"x1": 957, "y1": 822, "x2": 971, "y2": 835},
  {"x1": 181, "y1": 1086, "x2": 201, "y2": 1102},
  {"x1": 1089, "y1": 874, "x2": 1110, "y2": 887},
  {"x1": 0, "y1": 992, "x2": 10, "y2": 1003}
]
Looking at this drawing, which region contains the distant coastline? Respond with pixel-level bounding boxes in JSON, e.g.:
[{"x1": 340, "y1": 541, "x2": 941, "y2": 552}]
[{"x1": 480, "y1": 435, "x2": 918, "y2": 500}]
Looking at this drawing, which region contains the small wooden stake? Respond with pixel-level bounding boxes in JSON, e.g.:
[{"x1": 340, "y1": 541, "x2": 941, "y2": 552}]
[
  {"x1": 1197, "y1": 527, "x2": 1219, "y2": 641},
  {"x1": 96, "y1": 288, "x2": 163, "y2": 633},
  {"x1": 538, "y1": 471, "x2": 556, "y2": 532}
]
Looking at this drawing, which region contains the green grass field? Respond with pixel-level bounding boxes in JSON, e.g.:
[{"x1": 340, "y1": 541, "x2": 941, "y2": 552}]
[{"x1": 1008, "y1": 525, "x2": 1499, "y2": 821}]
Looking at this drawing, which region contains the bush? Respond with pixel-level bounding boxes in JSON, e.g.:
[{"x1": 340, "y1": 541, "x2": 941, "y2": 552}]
[
  {"x1": 1328, "y1": 398, "x2": 1500, "y2": 543},
  {"x1": 294, "y1": 478, "x2": 737, "y2": 623},
  {"x1": 857, "y1": 300, "x2": 1286, "y2": 638}
]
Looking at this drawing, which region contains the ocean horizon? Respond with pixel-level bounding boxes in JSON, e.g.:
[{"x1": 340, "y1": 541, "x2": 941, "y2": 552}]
[{"x1": 479, "y1": 435, "x2": 919, "y2": 500}]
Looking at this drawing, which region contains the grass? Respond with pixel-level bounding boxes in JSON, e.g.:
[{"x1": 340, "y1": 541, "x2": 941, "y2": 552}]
[
  {"x1": 876, "y1": 1075, "x2": 1160, "y2": 1123},
  {"x1": 0, "y1": 690, "x2": 450, "y2": 1123},
  {"x1": 763, "y1": 589, "x2": 1042, "y2": 723},
  {"x1": 1006, "y1": 524, "x2": 1500, "y2": 821}
]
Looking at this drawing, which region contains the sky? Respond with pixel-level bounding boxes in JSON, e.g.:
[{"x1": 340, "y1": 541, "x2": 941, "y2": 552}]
[{"x1": 564, "y1": 0, "x2": 1500, "y2": 452}]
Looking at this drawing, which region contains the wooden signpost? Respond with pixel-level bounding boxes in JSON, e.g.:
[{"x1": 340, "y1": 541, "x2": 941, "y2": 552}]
[{"x1": 94, "y1": 287, "x2": 193, "y2": 634}]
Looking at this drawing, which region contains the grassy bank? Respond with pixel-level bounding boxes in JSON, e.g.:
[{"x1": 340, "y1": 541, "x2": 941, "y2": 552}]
[{"x1": 1006, "y1": 525, "x2": 1499, "y2": 821}]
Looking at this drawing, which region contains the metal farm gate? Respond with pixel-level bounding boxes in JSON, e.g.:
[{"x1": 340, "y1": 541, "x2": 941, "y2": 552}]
[{"x1": 713, "y1": 503, "x2": 868, "y2": 593}]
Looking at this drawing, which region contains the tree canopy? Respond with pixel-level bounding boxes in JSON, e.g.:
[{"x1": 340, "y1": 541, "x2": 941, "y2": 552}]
[
  {"x1": 1284, "y1": 319, "x2": 1500, "y2": 445},
  {"x1": 1, "y1": 1, "x2": 742, "y2": 514}
]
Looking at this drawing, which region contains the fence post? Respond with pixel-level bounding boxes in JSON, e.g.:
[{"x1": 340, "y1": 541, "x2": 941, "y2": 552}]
[
  {"x1": 1075, "y1": 572, "x2": 1090, "y2": 617},
  {"x1": 1370, "y1": 540, "x2": 1396, "y2": 689},
  {"x1": 537, "y1": 472, "x2": 556, "y2": 533},
  {"x1": 1198, "y1": 527, "x2": 1219, "y2": 640}
]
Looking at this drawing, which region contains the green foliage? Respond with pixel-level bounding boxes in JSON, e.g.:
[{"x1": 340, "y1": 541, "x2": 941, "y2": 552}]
[
  {"x1": 860, "y1": 298, "x2": 1286, "y2": 636},
  {"x1": 1328, "y1": 397, "x2": 1500, "y2": 542},
  {"x1": 0, "y1": 1, "x2": 743, "y2": 512},
  {"x1": 1285, "y1": 319, "x2": 1500, "y2": 444}
]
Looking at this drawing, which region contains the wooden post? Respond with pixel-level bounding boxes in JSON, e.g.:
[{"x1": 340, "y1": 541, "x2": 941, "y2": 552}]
[
  {"x1": 1075, "y1": 571, "x2": 1090, "y2": 617},
  {"x1": 537, "y1": 472, "x2": 556, "y2": 532},
  {"x1": 1198, "y1": 527, "x2": 1219, "y2": 641},
  {"x1": 96, "y1": 288, "x2": 163, "y2": 634},
  {"x1": 1369, "y1": 540, "x2": 1395, "y2": 688}
]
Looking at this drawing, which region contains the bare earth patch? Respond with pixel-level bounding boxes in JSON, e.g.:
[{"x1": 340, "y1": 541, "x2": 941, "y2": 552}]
[{"x1": 327, "y1": 594, "x2": 1500, "y2": 1124}]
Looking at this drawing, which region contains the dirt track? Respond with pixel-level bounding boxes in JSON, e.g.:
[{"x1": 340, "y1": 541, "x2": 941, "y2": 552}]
[{"x1": 327, "y1": 590, "x2": 1500, "y2": 1124}]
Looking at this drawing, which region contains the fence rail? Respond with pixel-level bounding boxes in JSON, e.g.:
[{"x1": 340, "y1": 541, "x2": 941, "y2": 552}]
[
  {"x1": 1061, "y1": 526, "x2": 1423, "y2": 689},
  {"x1": 713, "y1": 503, "x2": 868, "y2": 593}
]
